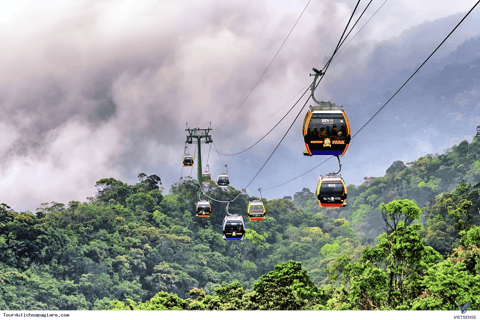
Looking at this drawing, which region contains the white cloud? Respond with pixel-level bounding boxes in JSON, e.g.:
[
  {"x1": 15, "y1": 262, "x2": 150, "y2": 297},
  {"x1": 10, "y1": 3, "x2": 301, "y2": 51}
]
[
  {"x1": 0, "y1": 119, "x2": 123, "y2": 212},
  {"x1": 0, "y1": 122, "x2": 18, "y2": 158},
  {"x1": 471, "y1": 116, "x2": 480, "y2": 124},
  {"x1": 451, "y1": 112, "x2": 464, "y2": 122},
  {"x1": 1, "y1": 0, "x2": 479, "y2": 210},
  {"x1": 455, "y1": 93, "x2": 470, "y2": 107},
  {"x1": 475, "y1": 102, "x2": 480, "y2": 110},
  {"x1": 365, "y1": 0, "x2": 477, "y2": 41},
  {"x1": 447, "y1": 135, "x2": 474, "y2": 147}
]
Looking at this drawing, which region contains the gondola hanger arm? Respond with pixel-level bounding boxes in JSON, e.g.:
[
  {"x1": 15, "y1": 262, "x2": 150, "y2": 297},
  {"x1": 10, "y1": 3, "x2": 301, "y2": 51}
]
[
  {"x1": 328, "y1": 155, "x2": 342, "y2": 175},
  {"x1": 310, "y1": 67, "x2": 324, "y2": 105}
]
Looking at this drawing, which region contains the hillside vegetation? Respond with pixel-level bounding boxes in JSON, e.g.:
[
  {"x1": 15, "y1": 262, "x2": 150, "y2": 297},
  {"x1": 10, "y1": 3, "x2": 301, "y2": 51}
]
[
  {"x1": 297, "y1": 134, "x2": 480, "y2": 242},
  {"x1": 0, "y1": 135, "x2": 479, "y2": 310}
]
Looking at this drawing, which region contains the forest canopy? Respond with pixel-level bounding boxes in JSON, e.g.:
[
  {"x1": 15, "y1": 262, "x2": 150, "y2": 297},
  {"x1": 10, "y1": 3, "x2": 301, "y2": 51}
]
[{"x1": 1, "y1": 136, "x2": 480, "y2": 310}]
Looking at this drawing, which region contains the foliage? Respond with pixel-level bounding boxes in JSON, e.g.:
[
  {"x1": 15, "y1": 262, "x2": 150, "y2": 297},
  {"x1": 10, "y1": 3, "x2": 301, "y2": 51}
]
[
  {"x1": 360, "y1": 222, "x2": 442, "y2": 309},
  {"x1": 412, "y1": 241, "x2": 480, "y2": 310},
  {"x1": 250, "y1": 261, "x2": 320, "y2": 310},
  {"x1": 379, "y1": 199, "x2": 421, "y2": 233},
  {"x1": 1, "y1": 131, "x2": 480, "y2": 311}
]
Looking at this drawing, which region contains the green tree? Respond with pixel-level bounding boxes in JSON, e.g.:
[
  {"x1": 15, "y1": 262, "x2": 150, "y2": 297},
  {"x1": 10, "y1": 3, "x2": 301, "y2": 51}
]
[
  {"x1": 95, "y1": 178, "x2": 131, "y2": 206},
  {"x1": 449, "y1": 199, "x2": 474, "y2": 246},
  {"x1": 379, "y1": 199, "x2": 421, "y2": 234},
  {"x1": 145, "y1": 174, "x2": 162, "y2": 191},
  {"x1": 360, "y1": 222, "x2": 442, "y2": 309},
  {"x1": 250, "y1": 261, "x2": 320, "y2": 310},
  {"x1": 346, "y1": 260, "x2": 388, "y2": 310},
  {"x1": 412, "y1": 229, "x2": 480, "y2": 311},
  {"x1": 423, "y1": 221, "x2": 456, "y2": 256},
  {"x1": 126, "y1": 193, "x2": 156, "y2": 213},
  {"x1": 110, "y1": 291, "x2": 188, "y2": 310},
  {"x1": 241, "y1": 260, "x2": 257, "y2": 274},
  {"x1": 137, "y1": 173, "x2": 147, "y2": 182},
  {"x1": 321, "y1": 241, "x2": 343, "y2": 259},
  {"x1": 203, "y1": 282, "x2": 246, "y2": 310},
  {"x1": 241, "y1": 229, "x2": 269, "y2": 259}
]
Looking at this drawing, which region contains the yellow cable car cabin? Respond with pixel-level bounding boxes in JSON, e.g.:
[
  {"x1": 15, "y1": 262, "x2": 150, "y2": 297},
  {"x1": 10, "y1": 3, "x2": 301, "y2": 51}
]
[
  {"x1": 222, "y1": 215, "x2": 245, "y2": 240},
  {"x1": 196, "y1": 200, "x2": 211, "y2": 218},
  {"x1": 302, "y1": 102, "x2": 351, "y2": 156},
  {"x1": 315, "y1": 175, "x2": 347, "y2": 207},
  {"x1": 247, "y1": 200, "x2": 265, "y2": 221},
  {"x1": 183, "y1": 155, "x2": 194, "y2": 167}
]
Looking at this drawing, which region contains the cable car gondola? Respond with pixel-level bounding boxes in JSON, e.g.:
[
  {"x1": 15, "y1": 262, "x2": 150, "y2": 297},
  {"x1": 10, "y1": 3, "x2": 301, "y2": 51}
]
[
  {"x1": 247, "y1": 200, "x2": 265, "y2": 221},
  {"x1": 196, "y1": 200, "x2": 211, "y2": 218},
  {"x1": 202, "y1": 172, "x2": 212, "y2": 181},
  {"x1": 315, "y1": 174, "x2": 347, "y2": 207},
  {"x1": 183, "y1": 155, "x2": 194, "y2": 167},
  {"x1": 217, "y1": 164, "x2": 230, "y2": 187},
  {"x1": 222, "y1": 215, "x2": 245, "y2": 240},
  {"x1": 303, "y1": 102, "x2": 351, "y2": 156},
  {"x1": 202, "y1": 164, "x2": 211, "y2": 182},
  {"x1": 217, "y1": 174, "x2": 230, "y2": 187}
]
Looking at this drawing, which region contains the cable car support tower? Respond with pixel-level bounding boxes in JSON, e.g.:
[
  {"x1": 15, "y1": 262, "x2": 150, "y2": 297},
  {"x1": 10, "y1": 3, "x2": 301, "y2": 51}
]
[{"x1": 185, "y1": 124, "x2": 213, "y2": 187}]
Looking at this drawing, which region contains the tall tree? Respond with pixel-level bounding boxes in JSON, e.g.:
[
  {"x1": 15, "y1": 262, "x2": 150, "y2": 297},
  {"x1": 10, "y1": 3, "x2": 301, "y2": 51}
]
[
  {"x1": 360, "y1": 222, "x2": 442, "y2": 309},
  {"x1": 95, "y1": 178, "x2": 131, "y2": 206},
  {"x1": 413, "y1": 226, "x2": 480, "y2": 310},
  {"x1": 250, "y1": 261, "x2": 320, "y2": 310},
  {"x1": 379, "y1": 199, "x2": 421, "y2": 234},
  {"x1": 145, "y1": 174, "x2": 162, "y2": 191}
]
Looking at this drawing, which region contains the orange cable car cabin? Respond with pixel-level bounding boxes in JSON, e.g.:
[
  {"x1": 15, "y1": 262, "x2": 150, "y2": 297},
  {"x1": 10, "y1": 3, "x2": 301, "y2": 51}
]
[
  {"x1": 302, "y1": 102, "x2": 351, "y2": 156},
  {"x1": 196, "y1": 200, "x2": 211, "y2": 218}
]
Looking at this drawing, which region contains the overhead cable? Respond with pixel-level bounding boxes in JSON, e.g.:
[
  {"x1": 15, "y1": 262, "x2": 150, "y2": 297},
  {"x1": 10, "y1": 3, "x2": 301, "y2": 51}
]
[
  {"x1": 235, "y1": 0, "x2": 362, "y2": 197},
  {"x1": 352, "y1": 0, "x2": 480, "y2": 139},
  {"x1": 200, "y1": 0, "x2": 365, "y2": 203},
  {"x1": 212, "y1": 0, "x2": 363, "y2": 157},
  {"x1": 212, "y1": 84, "x2": 311, "y2": 156},
  {"x1": 216, "y1": 0, "x2": 314, "y2": 131},
  {"x1": 335, "y1": 0, "x2": 388, "y2": 59},
  {"x1": 261, "y1": 0, "x2": 480, "y2": 192}
]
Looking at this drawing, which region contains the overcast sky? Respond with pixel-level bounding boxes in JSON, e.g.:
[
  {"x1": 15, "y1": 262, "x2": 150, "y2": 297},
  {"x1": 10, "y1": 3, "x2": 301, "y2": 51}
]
[{"x1": 1, "y1": 0, "x2": 479, "y2": 212}]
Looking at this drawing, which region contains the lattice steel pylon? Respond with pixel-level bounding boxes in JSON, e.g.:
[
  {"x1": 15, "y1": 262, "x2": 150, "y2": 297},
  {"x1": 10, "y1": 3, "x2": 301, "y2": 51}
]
[{"x1": 185, "y1": 123, "x2": 213, "y2": 187}]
